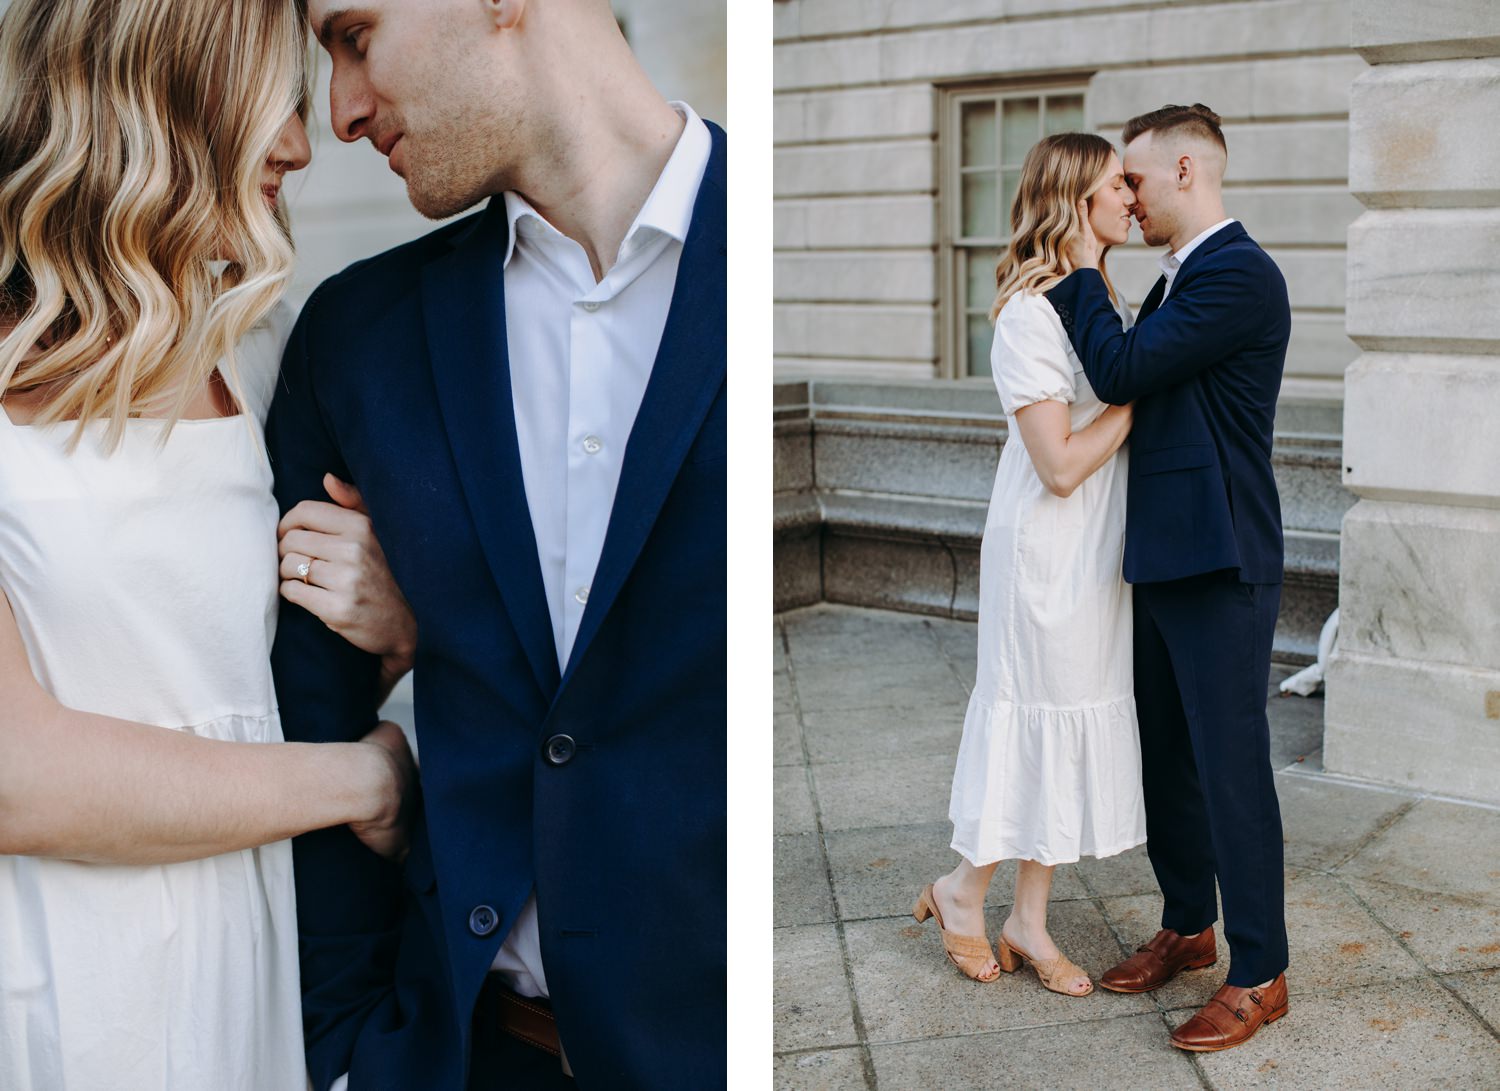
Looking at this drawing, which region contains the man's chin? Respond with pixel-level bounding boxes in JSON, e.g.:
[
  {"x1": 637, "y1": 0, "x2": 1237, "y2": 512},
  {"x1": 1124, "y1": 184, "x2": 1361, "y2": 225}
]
[{"x1": 405, "y1": 176, "x2": 487, "y2": 222}]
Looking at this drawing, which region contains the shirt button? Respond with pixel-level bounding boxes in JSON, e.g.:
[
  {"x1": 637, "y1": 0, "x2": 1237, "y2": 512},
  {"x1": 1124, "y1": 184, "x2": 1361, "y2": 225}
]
[
  {"x1": 580, "y1": 300, "x2": 600, "y2": 312},
  {"x1": 574, "y1": 586, "x2": 589, "y2": 605},
  {"x1": 543, "y1": 734, "x2": 576, "y2": 766},
  {"x1": 468, "y1": 904, "x2": 499, "y2": 937},
  {"x1": 582, "y1": 435, "x2": 602, "y2": 455}
]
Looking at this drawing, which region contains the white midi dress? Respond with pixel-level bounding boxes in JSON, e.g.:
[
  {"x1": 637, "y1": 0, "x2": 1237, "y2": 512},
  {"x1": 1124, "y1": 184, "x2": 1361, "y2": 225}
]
[
  {"x1": 0, "y1": 304, "x2": 307, "y2": 1090},
  {"x1": 948, "y1": 290, "x2": 1147, "y2": 867}
]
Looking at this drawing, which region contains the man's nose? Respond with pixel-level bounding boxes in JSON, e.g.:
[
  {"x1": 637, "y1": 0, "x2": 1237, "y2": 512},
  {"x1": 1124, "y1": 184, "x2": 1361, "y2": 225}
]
[{"x1": 328, "y1": 68, "x2": 372, "y2": 144}]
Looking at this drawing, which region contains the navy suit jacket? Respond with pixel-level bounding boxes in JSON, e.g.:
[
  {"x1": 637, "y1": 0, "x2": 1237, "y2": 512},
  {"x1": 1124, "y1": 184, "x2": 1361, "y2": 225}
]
[
  {"x1": 266, "y1": 125, "x2": 727, "y2": 1090},
  {"x1": 1045, "y1": 222, "x2": 1290, "y2": 584}
]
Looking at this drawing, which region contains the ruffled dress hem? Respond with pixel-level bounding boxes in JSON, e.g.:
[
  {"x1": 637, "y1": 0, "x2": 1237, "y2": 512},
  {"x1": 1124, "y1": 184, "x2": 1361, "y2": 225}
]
[{"x1": 948, "y1": 689, "x2": 1147, "y2": 869}]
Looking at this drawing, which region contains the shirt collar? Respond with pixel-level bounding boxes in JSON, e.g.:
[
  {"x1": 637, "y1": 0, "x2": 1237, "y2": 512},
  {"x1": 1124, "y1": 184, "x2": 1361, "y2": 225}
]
[
  {"x1": 501, "y1": 101, "x2": 710, "y2": 269},
  {"x1": 1160, "y1": 217, "x2": 1237, "y2": 280}
]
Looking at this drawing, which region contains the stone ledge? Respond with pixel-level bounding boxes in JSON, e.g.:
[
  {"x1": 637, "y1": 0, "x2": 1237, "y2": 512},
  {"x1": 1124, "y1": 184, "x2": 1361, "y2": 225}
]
[
  {"x1": 774, "y1": 379, "x2": 1352, "y2": 664},
  {"x1": 1353, "y1": 0, "x2": 1500, "y2": 64}
]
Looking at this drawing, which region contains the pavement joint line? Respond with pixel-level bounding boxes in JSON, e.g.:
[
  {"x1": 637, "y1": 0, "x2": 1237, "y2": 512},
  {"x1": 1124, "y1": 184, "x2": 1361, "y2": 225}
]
[
  {"x1": 1330, "y1": 871, "x2": 1500, "y2": 1048},
  {"x1": 1325, "y1": 797, "x2": 1419, "y2": 873},
  {"x1": 1075, "y1": 859, "x2": 1215, "y2": 1089},
  {"x1": 830, "y1": 893, "x2": 1153, "y2": 927},
  {"x1": 842, "y1": 1007, "x2": 1195, "y2": 1049},
  {"x1": 920, "y1": 615, "x2": 976, "y2": 699},
  {"x1": 780, "y1": 616, "x2": 880, "y2": 1091}
]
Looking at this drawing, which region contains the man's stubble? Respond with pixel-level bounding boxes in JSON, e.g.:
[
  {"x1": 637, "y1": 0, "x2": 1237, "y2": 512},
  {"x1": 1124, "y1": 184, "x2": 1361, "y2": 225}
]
[{"x1": 400, "y1": 62, "x2": 524, "y2": 221}]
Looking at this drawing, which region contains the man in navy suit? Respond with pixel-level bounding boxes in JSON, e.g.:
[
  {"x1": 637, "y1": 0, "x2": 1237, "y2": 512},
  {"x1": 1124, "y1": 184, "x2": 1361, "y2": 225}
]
[
  {"x1": 1046, "y1": 104, "x2": 1291, "y2": 1052},
  {"x1": 266, "y1": 1, "x2": 725, "y2": 1087}
]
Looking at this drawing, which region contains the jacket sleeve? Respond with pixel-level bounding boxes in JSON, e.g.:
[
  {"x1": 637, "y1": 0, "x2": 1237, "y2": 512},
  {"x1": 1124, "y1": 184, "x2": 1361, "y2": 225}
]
[
  {"x1": 265, "y1": 293, "x2": 405, "y2": 1091},
  {"x1": 1045, "y1": 257, "x2": 1272, "y2": 403}
]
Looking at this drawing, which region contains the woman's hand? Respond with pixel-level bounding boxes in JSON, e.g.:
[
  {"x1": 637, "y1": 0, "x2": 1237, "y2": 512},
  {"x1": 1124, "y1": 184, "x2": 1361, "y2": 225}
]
[
  {"x1": 348, "y1": 720, "x2": 418, "y2": 862},
  {"x1": 278, "y1": 474, "x2": 417, "y2": 690},
  {"x1": 1065, "y1": 199, "x2": 1101, "y2": 272}
]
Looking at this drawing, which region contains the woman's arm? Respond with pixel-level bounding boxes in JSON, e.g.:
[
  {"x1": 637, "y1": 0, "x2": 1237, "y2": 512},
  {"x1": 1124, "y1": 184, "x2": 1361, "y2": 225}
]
[
  {"x1": 277, "y1": 474, "x2": 416, "y2": 707},
  {"x1": 1012, "y1": 399, "x2": 1133, "y2": 499},
  {"x1": 0, "y1": 591, "x2": 412, "y2": 866}
]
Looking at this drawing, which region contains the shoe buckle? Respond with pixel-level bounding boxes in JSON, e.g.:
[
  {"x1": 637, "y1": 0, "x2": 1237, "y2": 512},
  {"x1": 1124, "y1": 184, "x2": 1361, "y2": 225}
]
[
  {"x1": 1249, "y1": 990, "x2": 1263, "y2": 1006},
  {"x1": 1234, "y1": 1007, "x2": 1247, "y2": 1022}
]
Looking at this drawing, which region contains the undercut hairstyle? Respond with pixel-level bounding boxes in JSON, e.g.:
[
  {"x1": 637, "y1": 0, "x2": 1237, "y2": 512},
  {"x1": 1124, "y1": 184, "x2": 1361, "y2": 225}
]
[
  {"x1": 1123, "y1": 103, "x2": 1226, "y2": 153},
  {"x1": 0, "y1": 0, "x2": 312, "y2": 450}
]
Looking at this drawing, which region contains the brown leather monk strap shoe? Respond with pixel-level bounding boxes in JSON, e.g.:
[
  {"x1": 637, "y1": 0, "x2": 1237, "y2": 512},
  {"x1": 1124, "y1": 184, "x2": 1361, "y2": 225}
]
[
  {"x1": 1169, "y1": 973, "x2": 1289, "y2": 1052},
  {"x1": 1098, "y1": 926, "x2": 1217, "y2": 994}
]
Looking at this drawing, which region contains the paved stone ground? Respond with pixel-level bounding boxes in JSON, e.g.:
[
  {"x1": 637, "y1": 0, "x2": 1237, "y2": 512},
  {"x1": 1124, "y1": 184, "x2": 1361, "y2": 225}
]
[{"x1": 773, "y1": 604, "x2": 1500, "y2": 1090}]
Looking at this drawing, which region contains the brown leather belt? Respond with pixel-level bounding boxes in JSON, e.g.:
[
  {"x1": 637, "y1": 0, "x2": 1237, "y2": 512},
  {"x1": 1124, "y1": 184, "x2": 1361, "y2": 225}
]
[{"x1": 477, "y1": 975, "x2": 566, "y2": 1066}]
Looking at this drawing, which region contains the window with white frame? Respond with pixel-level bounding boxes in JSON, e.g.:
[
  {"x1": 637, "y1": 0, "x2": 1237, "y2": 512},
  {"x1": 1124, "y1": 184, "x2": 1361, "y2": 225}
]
[{"x1": 946, "y1": 87, "x2": 1087, "y2": 378}]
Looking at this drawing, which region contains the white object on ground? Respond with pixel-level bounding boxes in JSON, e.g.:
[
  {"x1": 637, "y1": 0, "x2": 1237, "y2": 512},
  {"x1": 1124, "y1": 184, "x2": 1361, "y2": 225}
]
[{"x1": 1279, "y1": 608, "x2": 1340, "y2": 697}]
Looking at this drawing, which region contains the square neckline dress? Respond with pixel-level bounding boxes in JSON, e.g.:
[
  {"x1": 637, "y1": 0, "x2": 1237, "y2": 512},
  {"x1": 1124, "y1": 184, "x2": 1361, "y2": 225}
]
[
  {"x1": 0, "y1": 303, "x2": 307, "y2": 1090},
  {"x1": 948, "y1": 290, "x2": 1148, "y2": 867}
]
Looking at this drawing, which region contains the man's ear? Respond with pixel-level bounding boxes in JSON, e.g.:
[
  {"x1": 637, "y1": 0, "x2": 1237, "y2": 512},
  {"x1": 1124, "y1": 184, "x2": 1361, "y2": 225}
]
[
  {"x1": 481, "y1": 0, "x2": 526, "y2": 30},
  {"x1": 1177, "y1": 154, "x2": 1193, "y2": 188}
]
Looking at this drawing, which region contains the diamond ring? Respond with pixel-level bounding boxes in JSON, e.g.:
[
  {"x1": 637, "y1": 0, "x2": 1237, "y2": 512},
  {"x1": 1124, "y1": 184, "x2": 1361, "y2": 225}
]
[{"x1": 296, "y1": 559, "x2": 312, "y2": 582}]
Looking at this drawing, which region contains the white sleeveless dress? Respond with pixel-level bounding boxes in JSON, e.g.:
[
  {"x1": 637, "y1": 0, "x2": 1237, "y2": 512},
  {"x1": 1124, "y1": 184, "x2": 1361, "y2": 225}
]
[
  {"x1": 0, "y1": 304, "x2": 307, "y2": 1090},
  {"x1": 948, "y1": 291, "x2": 1148, "y2": 867}
]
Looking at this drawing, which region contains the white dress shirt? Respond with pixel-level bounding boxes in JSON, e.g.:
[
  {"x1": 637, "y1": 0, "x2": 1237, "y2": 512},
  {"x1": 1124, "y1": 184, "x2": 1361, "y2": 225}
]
[
  {"x1": 1159, "y1": 217, "x2": 1236, "y2": 299},
  {"x1": 327, "y1": 102, "x2": 710, "y2": 1091},
  {"x1": 493, "y1": 98, "x2": 709, "y2": 999}
]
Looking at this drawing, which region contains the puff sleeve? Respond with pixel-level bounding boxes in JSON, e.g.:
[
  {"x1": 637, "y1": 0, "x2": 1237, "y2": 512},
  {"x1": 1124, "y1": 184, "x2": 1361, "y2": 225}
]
[{"x1": 990, "y1": 292, "x2": 1077, "y2": 416}]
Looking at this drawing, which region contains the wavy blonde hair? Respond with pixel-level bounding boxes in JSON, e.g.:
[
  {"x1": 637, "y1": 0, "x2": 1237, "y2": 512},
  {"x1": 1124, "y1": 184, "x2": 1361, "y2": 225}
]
[
  {"x1": 0, "y1": 0, "x2": 310, "y2": 450},
  {"x1": 990, "y1": 132, "x2": 1121, "y2": 321}
]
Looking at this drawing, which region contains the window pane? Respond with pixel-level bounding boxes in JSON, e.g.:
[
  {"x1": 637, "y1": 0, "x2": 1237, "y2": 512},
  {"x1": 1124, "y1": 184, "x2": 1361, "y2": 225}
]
[
  {"x1": 1000, "y1": 169, "x2": 1022, "y2": 230},
  {"x1": 1000, "y1": 97, "x2": 1040, "y2": 166},
  {"x1": 961, "y1": 172, "x2": 998, "y2": 239},
  {"x1": 1044, "y1": 94, "x2": 1085, "y2": 136},
  {"x1": 961, "y1": 101, "x2": 997, "y2": 167},
  {"x1": 966, "y1": 247, "x2": 1002, "y2": 312},
  {"x1": 967, "y1": 312, "x2": 995, "y2": 378}
]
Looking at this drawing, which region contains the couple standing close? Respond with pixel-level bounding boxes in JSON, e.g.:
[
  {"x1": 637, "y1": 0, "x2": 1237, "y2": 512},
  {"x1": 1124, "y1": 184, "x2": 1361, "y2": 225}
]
[
  {"x1": 915, "y1": 104, "x2": 1292, "y2": 1054},
  {"x1": 0, "y1": 0, "x2": 724, "y2": 1088}
]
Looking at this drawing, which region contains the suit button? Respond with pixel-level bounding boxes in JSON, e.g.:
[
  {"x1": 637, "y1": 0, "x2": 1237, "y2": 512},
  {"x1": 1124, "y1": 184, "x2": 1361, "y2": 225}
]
[
  {"x1": 468, "y1": 905, "x2": 499, "y2": 937},
  {"x1": 543, "y1": 734, "x2": 576, "y2": 766}
]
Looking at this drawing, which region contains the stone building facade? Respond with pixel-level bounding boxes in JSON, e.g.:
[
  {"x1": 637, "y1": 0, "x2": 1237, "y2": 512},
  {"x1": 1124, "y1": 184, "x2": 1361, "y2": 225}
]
[
  {"x1": 1323, "y1": 0, "x2": 1500, "y2": 804},
  {"x1": 772, "y1": 0, "x2": 1499, "y2": 802}
]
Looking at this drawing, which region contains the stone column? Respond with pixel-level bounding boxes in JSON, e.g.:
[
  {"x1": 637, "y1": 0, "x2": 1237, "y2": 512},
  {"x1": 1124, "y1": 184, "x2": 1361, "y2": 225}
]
[{"x1": 1324, "y1": 1, "x2": 1500, "y2": 804}]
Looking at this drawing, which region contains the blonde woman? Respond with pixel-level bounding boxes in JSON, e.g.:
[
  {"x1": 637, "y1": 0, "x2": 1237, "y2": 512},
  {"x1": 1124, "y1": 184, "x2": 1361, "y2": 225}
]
[
  {"x1": 0, "y1": 0, "x2": 418, "y2": 1085},
  {"x1": 914, "y1": 133, "x2": 1146, "y2": 996}
]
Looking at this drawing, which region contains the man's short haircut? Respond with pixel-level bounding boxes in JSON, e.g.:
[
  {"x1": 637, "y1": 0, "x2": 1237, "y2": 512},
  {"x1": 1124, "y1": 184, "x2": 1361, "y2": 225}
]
[{"x1": 1123, "y1": 103, "x2": 1226, "y2": 153}]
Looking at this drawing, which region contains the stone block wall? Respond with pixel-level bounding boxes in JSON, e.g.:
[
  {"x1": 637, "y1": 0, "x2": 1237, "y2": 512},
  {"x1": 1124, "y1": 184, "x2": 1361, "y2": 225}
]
[
  {"x1": 773, "y1": 0, "x2": 1366, "y2": 392},
  {"x1": 1324, "y1": 1, "x2": 1500, "y2": 805}
]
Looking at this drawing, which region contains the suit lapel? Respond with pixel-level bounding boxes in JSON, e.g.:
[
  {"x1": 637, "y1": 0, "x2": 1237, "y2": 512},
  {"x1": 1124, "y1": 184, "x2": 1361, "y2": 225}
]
[
  {"x1": 558, "y1": 123, "x2": 728, "y2": 689},
  {"x1": 1137, "y1": 275, "x2": 1168, "y2": 320},
  {"x1": 1164, "y1": 221, "x2": 1247, "y2": 299},
  {"x1": 421, "y1": 203, "x2": 561, "y2": 699}
]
